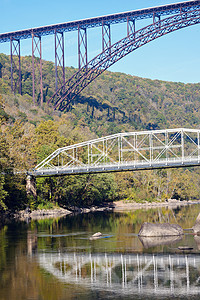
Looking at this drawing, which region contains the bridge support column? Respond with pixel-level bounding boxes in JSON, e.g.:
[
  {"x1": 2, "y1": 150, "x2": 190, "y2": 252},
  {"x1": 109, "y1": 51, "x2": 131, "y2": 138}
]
[
  {"x1": 10, "y1": 38, "x2": 22, "y2": 95},
  {"x1": 26, "y1": 175, "x2": 37, "y2": 199},
  {"x1": 78, "y1": 26, "x2": 88, "y2": 69},
  {"x1": 127, "y1": 17, "x2": 135, "y2": 36},
  {"x1": 153, "y1": 13, "x2": 161, "y2": 23},
  {"x1": 32, "y1": 32, "x2": 43, "y2": 106},
  {"x1": 102, "y1": 22, "x2": 111, "y2": 52},
  {"x1": 55, "y1": 30, "x2": 65, "y2": 93}
]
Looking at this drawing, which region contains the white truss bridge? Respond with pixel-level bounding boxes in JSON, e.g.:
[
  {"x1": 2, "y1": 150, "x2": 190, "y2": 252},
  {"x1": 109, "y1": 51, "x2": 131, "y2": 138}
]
[{"x1": 29, "y1": 128, "x2": 200, "y2": 177}]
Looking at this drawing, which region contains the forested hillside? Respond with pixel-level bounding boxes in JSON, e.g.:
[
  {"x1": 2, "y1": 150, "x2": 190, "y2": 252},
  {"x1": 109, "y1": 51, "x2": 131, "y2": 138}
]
[{"x1": 1, "y1": 53, "x2": 200, "y2": 212}]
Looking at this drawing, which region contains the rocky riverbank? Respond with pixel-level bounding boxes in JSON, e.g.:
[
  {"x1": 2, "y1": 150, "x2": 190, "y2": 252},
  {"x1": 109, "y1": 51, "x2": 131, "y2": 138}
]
[
  {"x1": 13, "y1": 199, "x2": 200, "y2": 221},
  {"x1": 1, "y1": 199, "x2": 200, "y2": 223},
  {"x1": 113, "y1": 199, "x2": 200, "y2": 211},
  {"x1": 13, "y1": 204, "x2": 114, "y2": 221}
]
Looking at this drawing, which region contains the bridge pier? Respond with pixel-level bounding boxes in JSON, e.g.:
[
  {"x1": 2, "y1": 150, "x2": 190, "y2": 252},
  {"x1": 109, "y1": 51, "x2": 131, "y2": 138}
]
[
  {"x1": 55, "y1": 30, "x2": 65, "y2": 92},
  {"x1": 32, "y1": 32, "x2": 43, "y2": 106},
  {"x1": 10, "y1": 37, "x2": 21, "y2": 95},
  {"x1": 78, "y1": 26, "x2": 88, "y2": 69},
  {"x1": 26, "y1": 175, "x2": 37, "y2": 198}
]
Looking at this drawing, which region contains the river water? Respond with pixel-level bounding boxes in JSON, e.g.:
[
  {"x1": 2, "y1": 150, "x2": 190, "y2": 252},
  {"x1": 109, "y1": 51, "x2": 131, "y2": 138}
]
[{"x1": 1, "y1": 204, "x2": 200, "y2": 299}]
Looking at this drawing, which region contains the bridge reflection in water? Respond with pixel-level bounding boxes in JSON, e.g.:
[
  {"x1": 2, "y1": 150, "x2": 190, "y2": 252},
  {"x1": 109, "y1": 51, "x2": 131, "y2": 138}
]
[{"x1": 38, "y1": 252, "x2": 200, "y2": 297}]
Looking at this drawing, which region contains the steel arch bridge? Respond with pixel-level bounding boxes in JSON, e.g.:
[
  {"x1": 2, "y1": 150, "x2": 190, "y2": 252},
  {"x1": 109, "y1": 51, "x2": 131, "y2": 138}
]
[
  {"x1": 28, "y1": 128, "x2": 200, "y2": 177},
  {"x1": 1, "y1": 1, "x2": 200, "y2": 109},
  {"x1": 49, "y1": 4, "x2": 200, "y2": 111}
]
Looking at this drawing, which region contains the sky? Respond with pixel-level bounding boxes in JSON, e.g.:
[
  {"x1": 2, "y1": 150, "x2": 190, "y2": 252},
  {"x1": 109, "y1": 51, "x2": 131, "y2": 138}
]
[{"x1": 0, "y1": 0, "x2": 200, "y2": 83}]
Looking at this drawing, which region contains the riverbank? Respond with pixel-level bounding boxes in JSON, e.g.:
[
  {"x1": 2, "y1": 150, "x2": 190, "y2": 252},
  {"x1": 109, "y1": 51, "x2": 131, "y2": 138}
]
[
  {"x1": 1, "y1": 199, "x2": 200, "y2": 223},
  {"x1": 113, "y1": 199, "x2": 200, "y2": 211},
  {"x1": 12, "y1": 204, "x2": 114, "y2": 221}
]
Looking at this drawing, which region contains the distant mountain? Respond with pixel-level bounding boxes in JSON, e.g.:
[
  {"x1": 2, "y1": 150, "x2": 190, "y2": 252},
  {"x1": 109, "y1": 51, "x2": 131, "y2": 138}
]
[
  {"x1": 1, "y1": 53, "x2": 200, "y2": 138},
  {"x1": 1, "y1": 53, "x2": 200, "y2": 210}
]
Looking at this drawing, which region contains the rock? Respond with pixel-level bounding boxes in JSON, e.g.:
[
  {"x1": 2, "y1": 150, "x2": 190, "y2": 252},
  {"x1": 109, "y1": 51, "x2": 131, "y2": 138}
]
[
  {"x1": 89, "y1": 232, "x2": 102, "y2": 240},
  {"x1": 178, "y1": 246, "x2": 193, "y2": 251},
  {"x1": 166, "y1": 198, "x2": 179, "y2": 203},
  {"x1": 71, "y1": 206, "x2": 82, "y2": 213},
  {"x1": 25, "y1": 207, "x2": 31, "y2": 214},
  {"x1": 83, "y1": 208, "x2": 90, "y2": 213},
  {"x1": 194, "y1": 235, "x2": 200, "y2": 250},
  {"x1": 139, "y1": 235, "x2": 182, "y2": 248},
  {"x1": 90, "y1": 207, "x2": 96, "y2": 212},
  {"x1": 138, "y1": 222, "x2": 183, "y2": 237},
  {"x1": 17, "y1": 208, "x2": 72, "y2": 220},
  {"x1": 192, "y1": 213, "x2": 200, "y2": 234},
  {"x1": 26, "y1": 175, "x2": 37, "y2": 198}
]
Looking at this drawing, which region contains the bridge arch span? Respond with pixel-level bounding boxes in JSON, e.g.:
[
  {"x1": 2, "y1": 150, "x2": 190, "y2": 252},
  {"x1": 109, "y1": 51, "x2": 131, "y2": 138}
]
[{"x1": 48, "y1": 8, "x2": 200, "y2": 111}]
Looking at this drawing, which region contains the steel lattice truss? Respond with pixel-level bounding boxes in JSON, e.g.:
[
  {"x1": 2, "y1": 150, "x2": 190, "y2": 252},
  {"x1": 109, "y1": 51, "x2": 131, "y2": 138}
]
[
  {"x1": 48, "y1": 7, "x2": 200, "y2": 110},
  {"x1": 1, "y1": 1, "x2": 200, "y2": 107},
  {"x1": 29, "y1": 128, "x2": 200, "y2": 177},
  {"x1": 1, "y1": 1, "x2": 200, "y2": 42}
]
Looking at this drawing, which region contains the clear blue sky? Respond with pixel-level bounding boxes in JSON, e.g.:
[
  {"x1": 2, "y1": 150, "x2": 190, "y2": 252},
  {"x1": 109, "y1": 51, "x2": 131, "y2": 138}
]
[{"x1": 1, "y1": 0, "x2": 200, "y2": 83}]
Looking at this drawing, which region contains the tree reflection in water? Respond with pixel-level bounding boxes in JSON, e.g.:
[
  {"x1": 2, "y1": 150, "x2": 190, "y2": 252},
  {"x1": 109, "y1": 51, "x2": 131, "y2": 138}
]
[{"x1": 2, "y1": 206, "x2": 200, "y2": 299}]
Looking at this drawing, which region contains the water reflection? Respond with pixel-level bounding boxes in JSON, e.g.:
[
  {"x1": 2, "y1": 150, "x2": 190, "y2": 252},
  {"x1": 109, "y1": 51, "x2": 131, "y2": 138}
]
[
  {"x1": 194, "y1": 236, "x2": 200, "y2": 251},
  {"x1": 27, "y1": 230, "x2": 38, "y2": 256},
  {"x1": 38, "y1": 252, "x2": 200, "y2": 297},
  {"x1": 139, "y1": 235, "x2": 183, "y2": 248},
  {"x1": 2, "y1": 205, "x2": 200, "y2": 299}
]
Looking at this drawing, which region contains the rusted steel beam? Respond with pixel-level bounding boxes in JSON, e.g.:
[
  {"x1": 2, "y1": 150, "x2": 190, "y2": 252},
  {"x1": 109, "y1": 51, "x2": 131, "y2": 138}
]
[
  {"x1": 10, "y1": 38, "x2": 21, "y2": 94},
  {"x1": 32, "y1": 33, "x2": 43, "y2": 106},
  {"x1": 55, "y1": 30, "x2": 65, "y2": 93},
  {"x1": 78, "y1": 26, "x2": 87, "y2": 69},
  {"x1": 102, "y1": 21, "x2": 111, "y2": 52},
  {"x1": 1, "y1": 1, "x2": 200, "y2": 42}
]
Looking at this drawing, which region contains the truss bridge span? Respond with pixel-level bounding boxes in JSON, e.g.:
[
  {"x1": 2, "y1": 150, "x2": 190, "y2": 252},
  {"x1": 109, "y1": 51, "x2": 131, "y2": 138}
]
[{"x1": 28, "y1": 128, "x2": 200, "y2": 177}]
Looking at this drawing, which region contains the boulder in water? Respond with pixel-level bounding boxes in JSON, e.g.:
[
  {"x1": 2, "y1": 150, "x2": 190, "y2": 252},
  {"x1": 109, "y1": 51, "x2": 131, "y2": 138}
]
[
  {"x1": 192, "y1": 213, "x2": 200, "y2": 234},
  {"x1": 178, "y1": 246, "x2": 193, "y2": 251},
  {"x1": 139, "y1": 235, "x2": 182, "y2": 248},
  {"x1": 138, "y1": 222, "x2": 183, "y2": 237},
  {"x1": 89, "y1": 232, "x2": 102, "y2": 240}
]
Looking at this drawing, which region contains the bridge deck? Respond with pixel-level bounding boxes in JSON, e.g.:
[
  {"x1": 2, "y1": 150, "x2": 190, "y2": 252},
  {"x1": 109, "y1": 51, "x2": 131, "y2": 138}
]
[
  {"x1": 0, "y1": 1, "x2": 200, "y2": 42},
  {"x1": 28, "y1": 128, "x2": 200, "y2": 177}
]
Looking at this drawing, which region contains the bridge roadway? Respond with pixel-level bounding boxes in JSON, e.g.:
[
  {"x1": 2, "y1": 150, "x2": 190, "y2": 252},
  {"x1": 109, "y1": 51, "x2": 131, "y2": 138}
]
[
  {"x1": 1, "y1": 1, "x2": 199, "y2": 42},
  {"x1": 28, "y1": 128, "x2": 200, "y2": 177}
]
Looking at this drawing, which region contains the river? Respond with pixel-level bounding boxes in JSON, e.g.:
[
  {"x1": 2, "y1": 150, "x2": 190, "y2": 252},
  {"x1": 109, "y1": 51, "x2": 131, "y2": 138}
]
[{"x1": 1, "y1": 204, "x2": 200, "y2": 299}]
